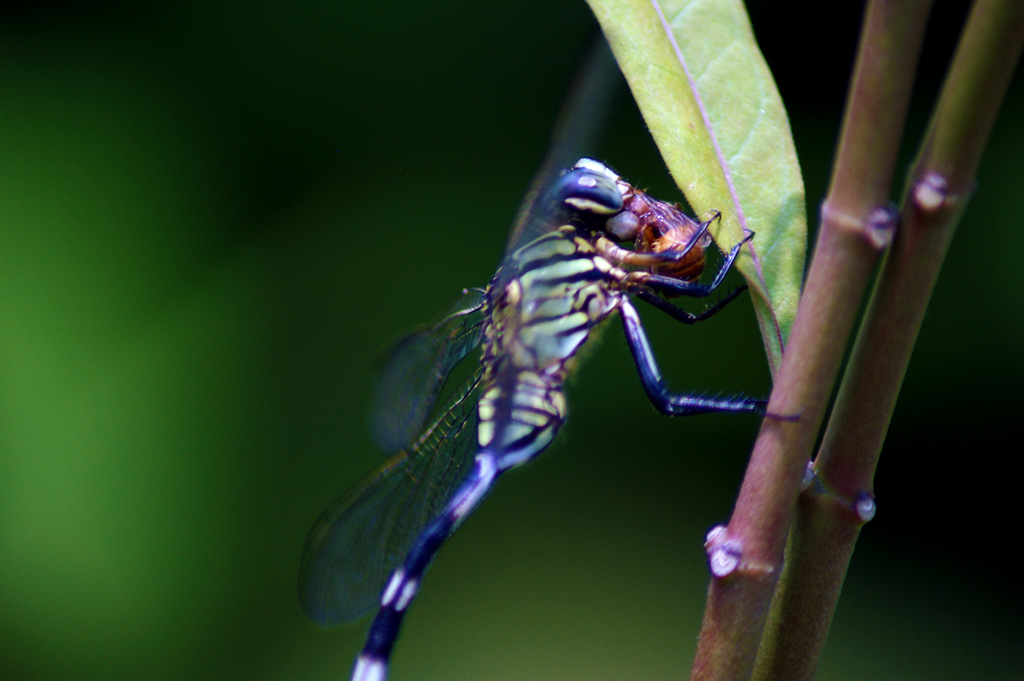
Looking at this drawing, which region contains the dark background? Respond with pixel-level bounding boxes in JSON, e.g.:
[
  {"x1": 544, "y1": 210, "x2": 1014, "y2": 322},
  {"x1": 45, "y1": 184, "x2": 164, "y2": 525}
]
[{"x1": 2, "y1": 2, "x2": 1021, "y2": 680}]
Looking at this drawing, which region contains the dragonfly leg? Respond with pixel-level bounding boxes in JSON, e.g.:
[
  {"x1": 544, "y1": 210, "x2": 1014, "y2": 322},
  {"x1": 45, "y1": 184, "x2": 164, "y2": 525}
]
[
  {"x1": 636, "y1": 230, "x2": 754, "y2": 298},
  {"x1": 352, "y1": 452, "x2": 501, "y2": 681},
  {"x1": 619, "y1": 300, "x2": 765, "y2": 416},
  {"x1": 632, "y1": 284, "x2": 747, "y2": 325}
]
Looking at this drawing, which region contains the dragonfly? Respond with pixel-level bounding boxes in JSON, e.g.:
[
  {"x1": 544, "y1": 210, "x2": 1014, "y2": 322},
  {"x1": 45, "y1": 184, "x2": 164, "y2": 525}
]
[{"x1": 298, "y1": 153, "x2": 767, "y2": 681}]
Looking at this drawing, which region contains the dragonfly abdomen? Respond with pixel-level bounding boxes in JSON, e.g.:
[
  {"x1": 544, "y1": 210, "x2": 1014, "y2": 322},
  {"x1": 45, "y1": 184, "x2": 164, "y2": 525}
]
[{"x1": 476, "y1": 373, "x2": 566, "y2": 469}]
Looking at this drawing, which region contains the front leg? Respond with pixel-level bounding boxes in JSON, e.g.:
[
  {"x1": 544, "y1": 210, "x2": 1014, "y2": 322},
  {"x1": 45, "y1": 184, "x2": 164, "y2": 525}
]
[
  {"x1": 618, "y1": 300, "x2": 765, "y2": 416},
  {"x1": 632, "y1": 284, "x2": 747, "y2": 325},
  {"x1": 629, "y1": 230, "x2": 754, "y2": 298}
]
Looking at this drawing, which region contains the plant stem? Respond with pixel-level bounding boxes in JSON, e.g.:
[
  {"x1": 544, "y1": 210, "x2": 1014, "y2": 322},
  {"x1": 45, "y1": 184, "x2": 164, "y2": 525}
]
[
  {"x1": 691, "y1": 2, "x2": 933, "y2": 679},
  {"x1": 753, "y1": 2, "x2": 1024, "y2": 680}
]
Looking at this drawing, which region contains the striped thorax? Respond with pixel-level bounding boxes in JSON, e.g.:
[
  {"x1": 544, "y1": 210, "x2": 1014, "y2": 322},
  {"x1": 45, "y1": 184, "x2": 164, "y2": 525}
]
[{"x1": 477, "y1": 223, "x2": 629, "y2": 469}]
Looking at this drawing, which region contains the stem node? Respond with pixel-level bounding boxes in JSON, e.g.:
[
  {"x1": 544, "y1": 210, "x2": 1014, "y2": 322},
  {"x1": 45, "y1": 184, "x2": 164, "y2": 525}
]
[
  {"x1": 853, "y1": 491, "x2": 877, "y2": 524},
  {"x1": 704, "y1": 525, "x2": 776, "y2": 578},
  {"x1": 820, "y1": 200, "x2": 897, "y2": 251},
  {"x1": 911, "y1": 171, "x2": 956, "y2": 212}
]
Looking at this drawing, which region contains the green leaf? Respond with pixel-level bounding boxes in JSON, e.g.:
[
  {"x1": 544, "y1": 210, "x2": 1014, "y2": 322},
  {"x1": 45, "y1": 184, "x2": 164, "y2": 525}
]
[{"x1": 587, "y1": 0, "x2": 806, "y2": 375}]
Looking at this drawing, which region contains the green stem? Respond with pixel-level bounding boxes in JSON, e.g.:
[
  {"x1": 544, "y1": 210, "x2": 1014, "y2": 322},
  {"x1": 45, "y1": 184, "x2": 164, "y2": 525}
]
[
  {"x1": 691, "y1": 2, "x2": 933, "y2": 679},
  {"x1": 753, "y1": 2, "x2": 1024, "y2": 680}
]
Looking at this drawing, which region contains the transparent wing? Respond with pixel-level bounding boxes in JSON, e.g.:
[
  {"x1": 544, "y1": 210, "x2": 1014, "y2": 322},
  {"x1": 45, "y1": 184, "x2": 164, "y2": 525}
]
[
  {"x1": 498, "y1": 35, "x2": 620, "y2": 276},
  {"x1": 300, "y1": 368, "x2": 484, "y2": 625},
  {"x1": 368, "y1": 288, "x2": 485, "y2": 454}
]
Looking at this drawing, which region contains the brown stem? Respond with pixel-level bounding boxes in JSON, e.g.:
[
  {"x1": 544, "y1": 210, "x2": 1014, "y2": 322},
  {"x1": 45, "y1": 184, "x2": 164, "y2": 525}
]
[
  {"x1": 691, "y1": 2, "x2": 934, "y2": 679},
  {"x1": 753, "y1": 2, "x2": 1024, "y2": 680}
]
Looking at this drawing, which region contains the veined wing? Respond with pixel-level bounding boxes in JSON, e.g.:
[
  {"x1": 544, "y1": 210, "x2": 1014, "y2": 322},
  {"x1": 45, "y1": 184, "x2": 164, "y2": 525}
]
[
  {"x1": 300, "y1": 367, "x2": 485, "y2": 625},
  {"x1": 496, "y1": 36, "x2": 621, "y2": 289},
  {"x1": 368, "y1": 288, "x2": 486, "y2": 454}
]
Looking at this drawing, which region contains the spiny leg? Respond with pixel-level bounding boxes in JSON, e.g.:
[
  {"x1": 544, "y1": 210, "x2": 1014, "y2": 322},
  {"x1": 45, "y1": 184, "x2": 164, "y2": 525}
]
[
  {"x1": 595, "y1": 213, "x2": 711, "y2": 269},
  {"x1": 632, "y1": 284, "x2": 747, "y2": 325},
  {"x1": 619, "y1": 300, "x2": 765, "y2": 416},
  {"x1": 352, "y1": 452, "x2": 501, "y2": 681},
  {"x1": 634, "y1": 230, "x2": 754, "y2": 298}
]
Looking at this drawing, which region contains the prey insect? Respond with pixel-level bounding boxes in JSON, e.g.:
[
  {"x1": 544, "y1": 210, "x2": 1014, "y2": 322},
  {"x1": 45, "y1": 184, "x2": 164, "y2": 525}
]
[{"x1": 299, "y1": 156, "x2": 765, "y2": 681}]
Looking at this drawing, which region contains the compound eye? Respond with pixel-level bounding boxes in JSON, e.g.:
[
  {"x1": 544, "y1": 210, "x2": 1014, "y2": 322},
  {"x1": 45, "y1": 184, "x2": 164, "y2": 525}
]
[
  {"x1": 606, "y1": 211, "x2": 640, "y2": 241},
  {"x1": 572, "y1": 157, "x2": 620, "y2": 180},
  {"x1": 555, "y1": 167, "x2": 624, "y2": 215}
]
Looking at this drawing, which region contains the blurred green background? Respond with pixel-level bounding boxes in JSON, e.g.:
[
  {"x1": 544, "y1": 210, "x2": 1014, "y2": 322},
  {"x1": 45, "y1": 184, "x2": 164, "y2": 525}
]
[{"x1": 2, "y1": 1, "x2": 1021, "y2": 680}]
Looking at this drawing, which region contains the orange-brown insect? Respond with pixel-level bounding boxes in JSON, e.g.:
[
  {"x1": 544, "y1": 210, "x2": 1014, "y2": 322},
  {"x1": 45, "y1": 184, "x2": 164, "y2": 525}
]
[
  {"x1": 635, "y1": 199, "x2": 710, "y2": 281},
  {"x1": 607, "y1": 183, "x2": 716, "y2": 288}
]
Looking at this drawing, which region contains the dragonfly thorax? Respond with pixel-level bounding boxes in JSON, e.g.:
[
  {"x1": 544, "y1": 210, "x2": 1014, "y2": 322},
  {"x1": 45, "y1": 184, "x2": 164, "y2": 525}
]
[{"x1": 484, "y1": 227, "x2": 624, "y2": 379}]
